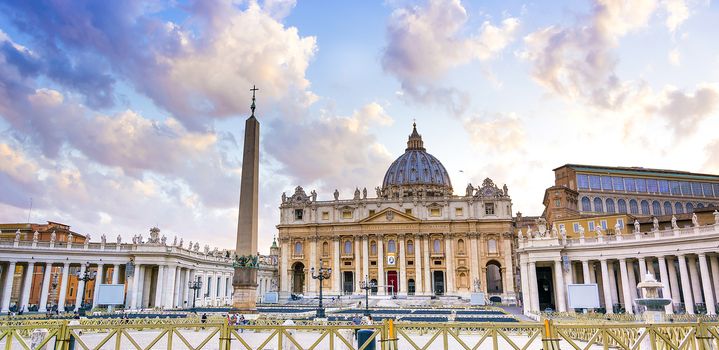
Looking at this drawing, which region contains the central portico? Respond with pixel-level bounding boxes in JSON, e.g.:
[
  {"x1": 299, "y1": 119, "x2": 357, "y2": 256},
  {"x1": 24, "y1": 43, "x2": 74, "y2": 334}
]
[{"x1": 276, "y1": 123, "x2": 517, "y2": 300}]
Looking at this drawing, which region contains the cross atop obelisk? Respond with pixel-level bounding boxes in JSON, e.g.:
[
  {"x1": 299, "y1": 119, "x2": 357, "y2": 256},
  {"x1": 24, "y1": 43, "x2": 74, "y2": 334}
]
[{"x1": 233, "y1": 85, "x2": 260, "y2": 311}]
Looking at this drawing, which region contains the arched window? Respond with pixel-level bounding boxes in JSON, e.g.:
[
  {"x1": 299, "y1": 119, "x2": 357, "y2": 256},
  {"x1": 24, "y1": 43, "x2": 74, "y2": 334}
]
[
  {"x1": 664, "y1": 201, "x2": 673, "y2": 215},
  {"x1": 294, "y1": 242, "x2": 303, "y2": 255},
  {"x1": 433, "y1": 239, "x2": 441, "y2": 253},
  {"x1": 606, "y1": 199, "x2": 616, "y2": 213},
  {"x1": 344, "y1": 240, "x2": 352, "y2": 255},
  {"x1": 674, "y1": 202, "x2": 684, "y2": 214},
  {"x1": 618, "y1": 199, "x2": 627, "y2": 213},
  {"x1": 487, "y1": 239, "x2": 497, "y2": 254},
  {"x1": 388, "y1": 240, "x2": 396, "y2": 253},
  {"x1": 652, "y1": 201, "x2": 661, "y2": 215},
  {"x1": 593, "y1": 197, "x2": 604, "y2": 212},
  {"x1": 457, "y1": 239, "x2": 465, "y2": 255},
  {"x1": 638, "y1": 200, "x2": 648, "y2": 215},
  {"x1": 322, "y1": 241, "x2": 329, "y2": 256},
  {"x1": 629, "y1": 199, "x2": 649, "y2": 214},
  {"x1": 697, "y1": 203, "x2": 705, "y2": 208},
  {"x1": 370, "y1": 241, "x2": 377, "y2": 255},
  {"x1": 686, "y1": 203, "x2": 694, "y2": 212},
  {"x1": 407, "y1": 240, "x2": 414, "y2": 255},
  {"x1": 581, "y1": 197, "x2": 591, "y2": 211}
]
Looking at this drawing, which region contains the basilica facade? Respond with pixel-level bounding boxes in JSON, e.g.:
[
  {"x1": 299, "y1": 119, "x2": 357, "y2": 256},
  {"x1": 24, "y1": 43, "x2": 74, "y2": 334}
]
[{"x1": 276, "y1": 124, "x2": 516, "y2": 300}]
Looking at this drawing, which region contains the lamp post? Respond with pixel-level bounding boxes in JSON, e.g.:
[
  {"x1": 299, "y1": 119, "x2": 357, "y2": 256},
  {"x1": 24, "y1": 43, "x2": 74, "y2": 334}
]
[
  {"x1": 359, "y1": 275, "x2": 376, "y2": 316},
  {"x1": 188, "y1": 277, "x2": 203, "y2": 309},
  {"x1": 75, "y1": 262, "x2": 97, "y2": 310},
  {"x1": 310, "y1": 259, "x2": 332, "y2": 318}
]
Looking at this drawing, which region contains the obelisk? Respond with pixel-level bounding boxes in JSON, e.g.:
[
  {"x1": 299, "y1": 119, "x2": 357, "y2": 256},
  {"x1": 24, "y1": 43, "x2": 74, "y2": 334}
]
[{"x1": 232, "y1": 86, "x2": 260, "y2": 311}]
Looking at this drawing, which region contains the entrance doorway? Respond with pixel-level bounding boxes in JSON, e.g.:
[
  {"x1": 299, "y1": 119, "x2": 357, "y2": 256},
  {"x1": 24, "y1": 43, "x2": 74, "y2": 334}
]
[
  {"x1": 486, "y1": 260, "x2": 503, "y2": 293},
  {"x1": 408, "y1": 279, "x2": 415, "y2": 295},
  {"x1": 387, "y1": 271, "x2": 398, "y2": 295},
  {"x1": 370, "y1": 279, "x2": 378, "y2": 295},
  {"x1": 292, "y1": 262, "x2": 305, "y2": 294},
  {"x1": 342, "y1": 271, "x2": 354, "y2": 294},
  {"x1": 537, "y1": 266, "x2": 555, "y2": 311},
  {"x1": 433, "y1": 271, "x2": 445, "y2": 295}
]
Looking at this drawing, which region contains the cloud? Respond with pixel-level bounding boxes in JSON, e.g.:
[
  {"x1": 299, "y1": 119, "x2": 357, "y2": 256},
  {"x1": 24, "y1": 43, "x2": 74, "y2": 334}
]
[
  {"x1": 668, "y1": 48, "x2": 681, "y2": 66},
  {"x1": 664, "y1": 0, "x2": 689, "y2": 33},
  {"x1": 657, "y1": 85, "x2": 719, "y2": 136},
  {"x1": 463, "y1": 113, "x2": 526, "y2": 153},
  {"x1": 382, "y1": 0, "x2": 519, "y2": 114}
]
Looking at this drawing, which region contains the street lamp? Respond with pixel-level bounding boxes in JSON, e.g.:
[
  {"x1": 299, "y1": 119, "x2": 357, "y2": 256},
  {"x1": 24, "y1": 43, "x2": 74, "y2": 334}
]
[
  {"x1": 188, "y1": 276, "x2": 203, "y2": 309},
  {"x1": 310, "y1": 259, "x2": 332, "y2": 318},
  {"x1": 359, "y1": 275, "x2": 376, "y2": 316},
  {"x1": 75, "y1": 262, "x2": 97, "y2": 310}
]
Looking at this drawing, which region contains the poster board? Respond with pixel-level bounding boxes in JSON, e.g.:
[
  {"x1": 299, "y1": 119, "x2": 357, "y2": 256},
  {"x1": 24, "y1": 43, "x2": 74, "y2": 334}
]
[
  {"x1": 567, "y1": 284, "x2": 600, "y2": 309},
  {"x1": 96, "y1": 284, "x2": 126, "y2": 305}
]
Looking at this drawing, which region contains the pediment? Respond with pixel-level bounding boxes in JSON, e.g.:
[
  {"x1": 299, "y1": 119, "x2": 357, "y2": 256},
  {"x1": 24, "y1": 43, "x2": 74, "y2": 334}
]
[{"x1": 359, "y1": 208, "x2": 419, "y2": 223}]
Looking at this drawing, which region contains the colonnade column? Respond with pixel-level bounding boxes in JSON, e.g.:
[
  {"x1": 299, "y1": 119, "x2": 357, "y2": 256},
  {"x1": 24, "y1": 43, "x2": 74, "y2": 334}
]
[
  {"x1": 423, "y1": 235, "x2": 431, "y2": 295},
  {"x1": 217, "y1": 271, "x2": 226, "y2": 305},
  {"x1": 131, "y1": 263, "x2": 142, "y2": 309},
  {"x1": 1, "y1": 261, "x2": 17, "y2": 312},
  {"x1": 20, "y1": 262, "x2": 35, "y2": 311},
  {"x1": 607, "y1": 262, "x2": 618, "y2": 305},
  {"x1": 687, "y1": 256, "x2": 703, "y2": 304},
  {"x1": 444, "y1": 234, "x2": 454, "y2": 294},
  {"x1": 667, "y1": 257, "x2": 682, "y2": 306},
  {"x1": 184, "y1": 269, "x2": 192, "y2": 308},
  {"x1": 74, "y1": 263, "x2": 87, "y2": 311},
  {"x1": 553, "y1": 259, "x2": 566, "y2": 312},
  {"x1": 154, "y1": 265, "x2": 165, "y2": 308},
  {"x1": 619, "y1": 258, "x2": 634, "y2": 314},
  {"x1": 399, "y1": 235, "x2": 407, "y2": 295},
  {"x1": 333, "y1": 238, "x2": 341, "y2": 294},
  {"x1": 520, "y1": 260, "x2": 530, "y2": 315},
  {"x1": 657, "y1": 256, "x2": 674, "y2": 314},
  {"x1": 57, "y1": 262, "x2": 70, "y2": 311},
  {"x1": 627, "y1": 261, "x2": 638, "y2": 301},
  {"x1": 698, "y1": 253, "x2": 716, "y2": 315},
  {"x1": 377, "y1": 236, "x2": 385, "y2": 295},
  {"x1": 92, "y1": 264, "x2": 105, "y2": 308},
  {"x1": 528, "y1": 261, "x2": 539, "y2": 312},
  {"x1": 39, "y1": 262, "x2": 53, "y2": 312},
  {"x1": 677, "y1": 254, "x2": 695, "y2": 314},
  {"x1": 581, "y1": 260, "x2": 590, "y2": 284},
  {"x1": 111, "y1": 264, "x2": 120, "y2": 284},
  {"x1": 414, "y1": 234, "x2": 423, "y2": 296},
  {"x1": 638, "y1": 257, "x2": 647, "y2": 281},
  {"x1": 600, "y1": 259, "x2": 613, "y2": 314},
  {"x1": 710, "y1": 256, "x2": 719, "y2": 305},
  {"x1": 354, "y1": 236, "x2": 361, "y2": 293}
]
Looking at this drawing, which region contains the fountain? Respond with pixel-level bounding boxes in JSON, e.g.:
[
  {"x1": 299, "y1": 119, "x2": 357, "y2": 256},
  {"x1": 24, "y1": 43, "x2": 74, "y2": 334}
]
[{"x1": 635, "y1": 273, "x2": 671, "y2": 323}]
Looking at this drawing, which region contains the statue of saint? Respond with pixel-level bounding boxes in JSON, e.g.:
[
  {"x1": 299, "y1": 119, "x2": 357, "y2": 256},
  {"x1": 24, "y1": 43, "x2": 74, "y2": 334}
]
[
  {"x1": 50, "y1": 231, "x2": 56, "y2": 242},
  {"x1": 634, "y1": 220, "x2": 640, "y2": 233},
  {"x1": 517, "y1": 229, "x2": 523, "y2": 240},
  {"x1": 614, "y1": 221, "x2": 622, "y2": 235},
  {"x1": 503, "y1": 184, "x2": 509, "y2": 196},
  {"x1": 362, "y1": 187, "x2": 367, "y2": 199},
  {"x1": 311, "y1": 190, "x2": 317, "y2": 202},
  {"x1": 671, "y1": 215, "x2": 678, "y2": 229},
  {"x1": 714, "y1": 210, "x2": 719, "y2": 225},
  {"x1": 692, "y1": 213, "x2": 699, "y2": 227},
  {"x1": 281, "y1": 192, "x2": 287, "y2": 203},
  {"x1": 33, "y1": 231, "x2": 39, "y2": 242},
  {"x1": 354, "y1": 187, "x2": 360, "y2": 200},
  {"x1": 179, "y1": 238, "x2": 183, "y2": 248},
  {"x1": 117, "y1": 234, "x2": 122, "y2": 244},
  {"x1": 595, "y1": 224, "x2": 603, "y2": 236},
  {"x1": 333, "y1": 189, "x2": 339, "y2": 200},
  {"x1": 652, "y1": 217, "x2": 659, "y2": 231},
  {"x1": 578, "y1": 224, "x2": 585, "y2": 238},
  {"x1": 101, "y1": 234, "x2": 107, "y2": 244},
  {"x1": 466, "y1": 183, "x2": 473, "y2": 197},
  {"x1": 85, "y1": 234, "x2": 91, "y2": 244},
  {"x1": 375, "y1": 186, "x2": 382, "y2": 197}
]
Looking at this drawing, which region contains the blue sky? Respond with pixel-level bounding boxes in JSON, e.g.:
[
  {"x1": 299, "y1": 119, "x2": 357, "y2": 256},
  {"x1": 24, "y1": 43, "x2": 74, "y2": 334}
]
[{"x1": 1, "y1": 0, "x2": 718, "y2": 253}]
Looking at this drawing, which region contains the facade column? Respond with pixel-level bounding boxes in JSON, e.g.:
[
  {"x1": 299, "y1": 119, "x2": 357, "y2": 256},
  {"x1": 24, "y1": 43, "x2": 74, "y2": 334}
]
[
  {"x1": 333, "y1": 238, "x2": 341, "y2": 294},
  {"x1": 354, "y1": 236, "x2": 361, "y2": 293},
  {"x1": 92, "y1": 264, "x2": 105, "y2": 308},
  {"x1": 1, "y1": 261, "x2": 17, "y2": 312},
  {"x1": 581, "y1": 260, "x2": 590, "y2": 284},
  {"x1": 503, "y1": 234, "x2": 515, "y2": 294},
  {"x1": 677, "y1": 254, "x2": 695, "y2": 314},
  {"x1": 687, "y1": 256, "x2": 703, "y2": 304},
  {"x1": 667, "y1": 257, "x2": 682, "y2": 306},
  {"x1": 528, "y1": 261, "x2": 539, "y2": 312},
  {"x1": 20, "y1": 262, "x2": 35, "y2": 312},
  {"x1": 362, "y1": 236, "x2": 370, "y2": 292},
  {"x1": 39, "y1": 262, "x2": 53, "y2": 312},
  {"x1": 154, "y1": 265, "x2": 165, "y2": 308},
  {"x1": 608, "y1": 261, "x2": 618, "y2": 305},
  {"x1": 554, "y1": 259, "x2": 567, "y2": 312},
  {"x1": 657, "y1": 256, "x2": 674, "y2": 314},
  {"x1": 710, "y1": 256, "x2": 719, "y2": 306},
  {"x1": 57, "y1": 262, "x2": 70, "y2": 311},
  {"x1": 638, "y1": 257, "x2": 647, "y2": 281},
  {"x1": 619, "y1": 258, "x2": 634, "y2": 314},
  {"x1": 131, "y1": 263, "x2": 142, "y2": 309},
  {"x1": 423, "y1": 235, "x2": 431, "y2": 295},
  {"x1": 444, "y1": 234, "x2": 454, "y2": 294},
  {"x1": 698, "y1": 253, "x2": 716, "y2": 315},
  {"x1": 74, "y1": 263, "x2": 87, "y2": 311},
  {"x1": 308, "y1": 238, "x2": 317, "y2": 295},
  {"x1": 600, "y1": 259, "x2": 613, "y2": 314},
  {"x1": 520, "y1": 260, "x2": 530, "y2": 315},
  {"x1": 377, "y1": 236, "x2": 385, "y2": 295},
  {"x1": 280, "y1": 240, "x2": 289, "y2": 294},
  {"x1": 414, "y1": 234, "x2": 423, "y2": 296},
  {"x1": 469, "y1": 234, "x2": 479, "y2": 292},
  {"x1": 399, "y1": 235, "x2": 407, "y2": 296}
]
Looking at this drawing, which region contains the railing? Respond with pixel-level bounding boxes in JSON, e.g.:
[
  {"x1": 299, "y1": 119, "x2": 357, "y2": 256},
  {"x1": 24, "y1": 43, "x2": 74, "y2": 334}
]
[{"x1": 1, "y1": 318, "x2": 718, "y2": 350}]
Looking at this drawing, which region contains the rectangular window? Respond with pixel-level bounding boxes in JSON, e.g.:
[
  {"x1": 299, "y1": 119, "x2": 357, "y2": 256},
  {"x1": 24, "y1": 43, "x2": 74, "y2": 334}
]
[
  {"x1": 587, "y1": 221, "x2": 595, "y2": 231},
  {"x1": 601, "y1": 176, "x2": 612, "y2": 190},
  {"x1": 600, "y1": 220, "x2": 607, "y2": 229},
  {"x1": 612, "y1": 177, "x2": 624, "y2": 191},
  {"x1": 572, "y1": 223, "x2": 579, "y2": 233},
  {"x1": 589, "y1": 175, "x2": 601, "y2": 189},
  {"x1": 322, "y1": 211, "x2": 329, "y2": 220},
  {"x1": 636, "y1": 178, "x2": 647, "y2": 192},
  {"x1": 405, "y1": 209, "x2": 412, "y2": 215},
  {"x1": 691, "y1": 182, "x2": 703, "y2": 196},
  {"x1": 294, "y1": 209, "x2": 303, "y2": 220},
  {"x1": 714, "y1": 184, "x2": 719, "y2": 198},
  {"x1": 408, "y1": 260, "x2": 414, "y2": 266},
  {"x1": 371, "y1": 261, "x2": 377, "y2": 266},
  {"x1": 670, "y1": 181, "x2": 681, "y2": 195},
  {"x1": 577, "y1": 174, "x2": 590, "y2": 189},
  {"x1": 616, "y1": 218, "x2": 624, "y2": 228},
  {"x1": 658, "y1": 180, "x2": 669, "y2": 194},
  {"x1": 434, "y1": 260, "x2": 442, "y2": 266},
  {"x1": 554, "y1": 199, "x2": 561, "y2": 207},
  {"x1": 680, "y1": 182, "x2": 691, "y2": 195},
  {"x1": 430, "y1": 208, "x2": 441, "y2": 217},
  {"x1": 702, "y1": 183, "x2": 714, "y2": 197},
  {"x1": 342, "y1": 210, "x2": 352, "y2": 219},
  {"x1": 368, "y1": 209, "x2": 375, "y2": 216},
  {"x1": 646, "y1": 179, "x2": 658, "y2": 193},
  {"x1": 624, "y1": 177, "x2": 636, "y2": 192},
  {"x1": 485, "y1": 203, "x2": 495, "y2": 215},
  {"x1": 455, "y1": 207, "x2": 463, "y2": 216}
]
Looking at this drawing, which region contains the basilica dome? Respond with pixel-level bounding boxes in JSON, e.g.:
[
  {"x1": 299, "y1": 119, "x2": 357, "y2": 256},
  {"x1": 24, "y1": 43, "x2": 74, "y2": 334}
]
[{"x1": 381, "y1": 123, "x2": 452, "y2": 197}]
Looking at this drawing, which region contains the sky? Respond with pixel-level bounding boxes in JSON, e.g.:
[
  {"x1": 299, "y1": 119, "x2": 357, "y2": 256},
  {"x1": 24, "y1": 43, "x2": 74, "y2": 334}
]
[{"x1": 1, "y1": 0, "x2": 719, "y2": 253}]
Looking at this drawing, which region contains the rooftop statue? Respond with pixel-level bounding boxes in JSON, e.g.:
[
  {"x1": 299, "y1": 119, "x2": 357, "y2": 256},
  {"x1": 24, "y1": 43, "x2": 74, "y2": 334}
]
[
  {"x1": 692, "y1": 213, "x2": 699, "y2": 227},
  {"x1": 634, "y1": 219, "x2": 640, "y2": 233},
  {"x1": 671, "y1": 215, "x2": 678, "y2": 229},
  {"x1": 334, "y1": 189, "x2": 339, "y2": 200}
]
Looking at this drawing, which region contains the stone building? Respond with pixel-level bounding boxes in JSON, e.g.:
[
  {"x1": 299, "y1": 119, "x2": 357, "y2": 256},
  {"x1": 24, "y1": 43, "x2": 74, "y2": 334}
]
[{"x1": 276, "y1": 124, "x2": 516, "y2": 300}]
